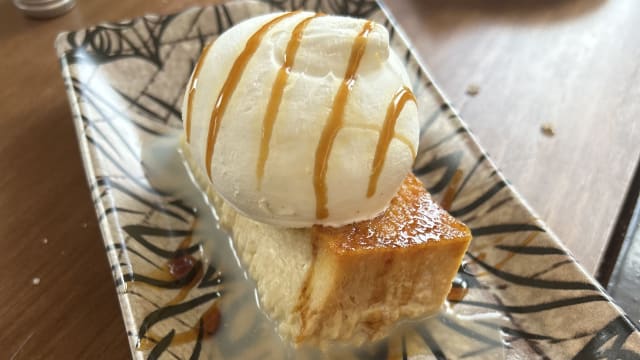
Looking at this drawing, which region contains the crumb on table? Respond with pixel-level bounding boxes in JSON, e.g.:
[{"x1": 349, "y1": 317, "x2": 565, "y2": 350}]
[
  {"x1": 466, "y1": 84, "x2": 480, "y2": 96},
  {"x1": 32, "y1": 277, "x2": 40, "y2": 286},
  {"x1": 541, "y1": 123, "x2": 556, "y2": 137}
]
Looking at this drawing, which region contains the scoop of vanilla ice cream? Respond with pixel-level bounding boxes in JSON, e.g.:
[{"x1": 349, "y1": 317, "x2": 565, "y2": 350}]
[{"x1": 183, "y1": 12, "x2": 419, "y2": 228}]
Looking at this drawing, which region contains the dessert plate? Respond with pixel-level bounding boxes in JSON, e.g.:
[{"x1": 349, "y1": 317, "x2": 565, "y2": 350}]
[{"x1": 56, "y1": 0, "x2": 640, "y2": 358}]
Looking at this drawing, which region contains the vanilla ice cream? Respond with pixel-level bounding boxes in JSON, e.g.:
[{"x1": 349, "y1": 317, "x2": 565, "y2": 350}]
[{"x1": 182, "y1": 11, "x2": 419, "y2": 227}]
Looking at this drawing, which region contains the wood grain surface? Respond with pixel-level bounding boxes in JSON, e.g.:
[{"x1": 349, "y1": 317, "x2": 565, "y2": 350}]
[
  {"x1": 383, "y1": 0, "x2": 640, "y2": 275},
  {"x1": 0, "y1": 0, "x2": 638, "y2": 358}
]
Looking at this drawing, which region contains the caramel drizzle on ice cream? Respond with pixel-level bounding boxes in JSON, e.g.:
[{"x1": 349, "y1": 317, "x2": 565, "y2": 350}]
[
  {"x1": 313, "y1": 20, "x2": 375, "y2": 220},
  {"x1": 367, "y1": 86, "x2": 416, "y2": 198},
  {"x1": 204, "y1": 11, "x2": 298, "y2": 179},
  {"x1": 256, "y1": 13, "x2": 324, "y2": 188},
  {"x1": 190, "y1": 14, "x2": 417, "y2": 222},
  {"x1": 185, "y1": 41, "x2": 214, "y2": 143}
]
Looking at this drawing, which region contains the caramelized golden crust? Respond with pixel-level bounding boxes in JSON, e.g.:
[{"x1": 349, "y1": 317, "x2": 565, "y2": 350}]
[
  {"x1": 316, "y1": 173, "x2": 470, "y2": 252},
  {"x1": 293, "y1": 174, "x2": 472, "y2": 344}
]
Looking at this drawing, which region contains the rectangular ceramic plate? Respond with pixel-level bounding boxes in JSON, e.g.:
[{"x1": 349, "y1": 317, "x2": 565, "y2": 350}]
[{"x1": 56, "y1": 0, "x2": 640, "y2": 358}]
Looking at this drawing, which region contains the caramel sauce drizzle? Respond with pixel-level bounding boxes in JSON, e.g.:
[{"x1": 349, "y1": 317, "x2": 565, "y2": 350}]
[
  {"x1": 390, "y1": 134, "x2": 415, "y2": 159},
  {"x1": 439, "y1": 169, "x2": 463, "y2": 211},
  {"x1": 167, "y1": 258, "x2": 203, "y2": 306},
  {"x1": 447, "y1": 277, "x2": 469, "y2": 302},
  {"x1": 204, "y1": 11, "x2": 298, "y2": 179},
  {"x1": 349, "y1": 123, "x2": 416, "y2": 159},
  {"x1": 447, "y1": 286, "x2": 469, "y2": 302},
  {"x1": 256, "y1": 13, "x2": 323, "y2": 188},
  {"x1": 313, "y1": 20, "x2": 375, "y2": 219},
  {"x1": 138, "y1": 303, "x2": 221, "y2": 351},
  {"x1": 185, "y1": 41, "x2": 215, "y2": 143},
  {"x1": 366, "y1": 86, "x2": 416, "y2": 197},
  {"x1": 493, "y1": 232, "x2": 538, "y2": 270},
  {"x1": 131, "y1": 225, "x2": 199, "y2": 296}
]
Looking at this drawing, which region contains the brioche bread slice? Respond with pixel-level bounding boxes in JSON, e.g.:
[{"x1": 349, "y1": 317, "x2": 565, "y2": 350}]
[{"x1": 184, "y1": 143, "x2": 471, "y2": 346}]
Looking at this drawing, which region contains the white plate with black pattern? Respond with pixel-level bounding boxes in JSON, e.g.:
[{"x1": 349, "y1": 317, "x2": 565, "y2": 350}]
[{"x1": 56, "y1": 0, "x2": 640, "y2": 358}]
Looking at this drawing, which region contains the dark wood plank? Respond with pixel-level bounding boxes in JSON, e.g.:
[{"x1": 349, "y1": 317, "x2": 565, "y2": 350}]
[
  {"x1": 599, "y1": 157, "x2": 640, "y2": 285},
  {"x1": 600, "y1": 146, "x2": 640, "y2": 324},
  {"x1": 606, "y1": 190, "x2": 640, "y2": 324}
]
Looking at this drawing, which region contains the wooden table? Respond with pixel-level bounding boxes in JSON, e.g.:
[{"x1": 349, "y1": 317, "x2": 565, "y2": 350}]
[{"x1": 1, "y1": 0, "x2": 638, "y2": 358}]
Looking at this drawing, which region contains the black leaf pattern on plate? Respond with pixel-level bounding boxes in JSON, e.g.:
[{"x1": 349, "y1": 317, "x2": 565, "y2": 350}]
[
  {"x1": 65, "y1": 15, "x2": 177, "y2": 67},
  {"x1": 55, "y1": 0, "x2": 640, "y2": 359}
]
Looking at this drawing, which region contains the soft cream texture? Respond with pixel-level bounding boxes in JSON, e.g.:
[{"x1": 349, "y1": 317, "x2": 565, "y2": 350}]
[{"x1": 183, "y1": 12, "x2": 419, "y2": 227}]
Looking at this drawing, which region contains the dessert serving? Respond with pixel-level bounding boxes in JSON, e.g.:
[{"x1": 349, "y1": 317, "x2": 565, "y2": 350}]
[{"x1": 181, "y1": 11, "x2": 472, "y2": 346}]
